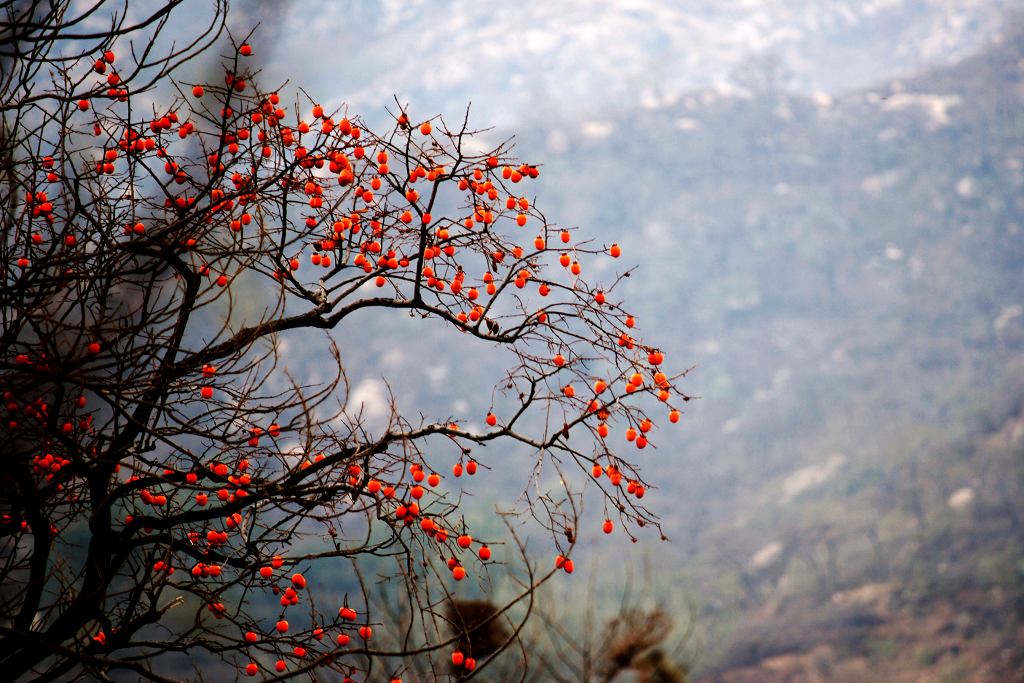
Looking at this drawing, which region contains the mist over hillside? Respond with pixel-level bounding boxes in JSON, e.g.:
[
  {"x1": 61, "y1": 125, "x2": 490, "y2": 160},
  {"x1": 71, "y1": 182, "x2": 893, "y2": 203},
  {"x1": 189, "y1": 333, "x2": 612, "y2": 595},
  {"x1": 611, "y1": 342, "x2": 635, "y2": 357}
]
[
  {"x1": 505, "y1": 23, "x2": 1024, "y2": 681},
  {"x1": 516, "y1": 14, "x2": 1024, "y2": 525},
  {"x1": 307, "y1": 20, "x2": 1024, "y2": 681},
  {"x1": 243, "y1": 0, "x2": 1023, "y2": 125}
]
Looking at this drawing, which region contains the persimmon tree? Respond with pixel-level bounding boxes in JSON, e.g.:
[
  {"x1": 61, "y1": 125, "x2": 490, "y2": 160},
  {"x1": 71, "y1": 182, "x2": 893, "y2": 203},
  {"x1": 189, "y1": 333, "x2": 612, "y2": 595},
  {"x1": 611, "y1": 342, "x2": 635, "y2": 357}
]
[{"x1": 0, "y1": 1, "x2": 691, "y2": 680}]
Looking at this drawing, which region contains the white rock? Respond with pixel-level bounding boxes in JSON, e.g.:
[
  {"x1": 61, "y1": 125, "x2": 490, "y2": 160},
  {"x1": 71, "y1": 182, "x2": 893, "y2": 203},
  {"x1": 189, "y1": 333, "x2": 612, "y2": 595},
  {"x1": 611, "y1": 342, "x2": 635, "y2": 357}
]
[{"x1": 947, "y1": 487, "x2": 975, "y2": 510}]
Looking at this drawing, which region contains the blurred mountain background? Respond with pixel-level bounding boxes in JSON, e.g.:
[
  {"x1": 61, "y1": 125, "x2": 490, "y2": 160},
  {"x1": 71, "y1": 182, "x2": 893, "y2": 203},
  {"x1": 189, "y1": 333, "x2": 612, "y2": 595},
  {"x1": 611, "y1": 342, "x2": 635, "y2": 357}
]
[{"x1": 168, "y1": 0, "x2": 1024, "y2": 679}]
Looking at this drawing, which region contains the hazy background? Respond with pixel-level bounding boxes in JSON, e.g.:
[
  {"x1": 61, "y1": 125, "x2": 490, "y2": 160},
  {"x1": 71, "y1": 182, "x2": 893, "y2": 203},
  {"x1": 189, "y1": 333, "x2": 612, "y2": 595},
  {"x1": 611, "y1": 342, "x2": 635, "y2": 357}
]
[{"x1": 157, "y1": 1, "x2": 1024, "y2": 679}]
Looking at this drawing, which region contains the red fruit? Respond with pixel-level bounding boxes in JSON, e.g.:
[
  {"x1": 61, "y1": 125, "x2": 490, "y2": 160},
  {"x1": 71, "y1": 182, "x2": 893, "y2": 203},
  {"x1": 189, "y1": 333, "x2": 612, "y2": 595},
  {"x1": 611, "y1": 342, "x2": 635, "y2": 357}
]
[
  {"x1": 465, "y1": 460, "x2": 477, "y2": 475},
  {"x1": 275, "y1": 619, "x2": 288, "y2": 633},
  {"x1": 610, "y1": 243, "x2": 621, "y2": 258},
  {"x1": 77, "y1": 99, "x2": 89, "y2": 111},
  {"x1": 291, "y1": 573, "x2": 306, "y2": 589},
  {"x1": 201, "y1": 386, "x2": 213, "y2": 399},
  {"x1": 457, "y1": 534, "x2": 472, "y2": 549},
  {"x1": 419, "y1": 121, "x2": 432, "y2": 135},
  {"x1": 239, "y1": 44, "x2": 253, "y2": 56},
  {"x1": 602, "y1": 519, "x2": 614, "y2": 534},
  {"x1": 669, "y1": 410, "x2": 681, "y2": 423},
  {"x1": 358, "y1": 625, "x2": 372, "y2": 640},
  {"x1": 245, "y1": 663, "x2": 258, "y2": 676},
  {"x1": 478, "y1": 545, "x2": 492, "y2": 561},
  {"x1": 192, "y1": 85, "x2": 204, "y2": 97},
  {"x1": 275, "y1": 660, "x2": 286, "y2": 673},
  {"x1": 485, "y1": 413, "x2": 497, "y2": 426},
  {"x1": 452, "y1": 651, "x2": 465, "y2": 666},
  {"x1": 87, "y1": 342, "x2": 101, "y2": 354},
  {"x1": 244, "y1": 631, "x2": 258, "y2": 643},
  {"x1": 452, "y1": 566, "x2": 466, "y2": 581}
]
